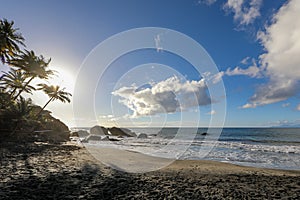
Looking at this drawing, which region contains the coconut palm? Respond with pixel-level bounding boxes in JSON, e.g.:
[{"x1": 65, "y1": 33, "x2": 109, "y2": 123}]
[
  {"x1": 5, "y1": 96, "x2": 34, "y2": 134},
  {"x1": 8, "y1": 50, "x2": 53, "y2": 100},
  {"x1": 36, "y1": 83, "x2": 71, "y2": 117},
  {"x1": 1, "y1": 69, "x2": 35, "y2": 98},
  {"x1": 0, "y1": 19, "x2": 25, "y2": 64}
]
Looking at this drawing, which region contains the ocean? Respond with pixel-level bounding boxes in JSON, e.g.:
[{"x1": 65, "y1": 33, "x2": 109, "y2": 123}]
[{"x1": 72, "y1": 127, "x2": 300, "y2": 170}]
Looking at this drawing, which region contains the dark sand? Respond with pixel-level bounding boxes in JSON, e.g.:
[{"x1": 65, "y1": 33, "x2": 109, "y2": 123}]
[{"x1": 0, "y1": 142, "x2": 299, "y2": 199}]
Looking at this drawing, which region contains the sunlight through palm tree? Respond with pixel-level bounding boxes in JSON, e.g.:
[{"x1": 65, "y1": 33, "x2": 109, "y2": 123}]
[
  {"x1": 36, "y1": 83, "x2": 71, "y2": 118},
  {"x1": 8, "y1": 50, "x2": 53, "y2": 100},
  {"x1": 1, "y1": 69, "x2": 35, "y2": 98}
]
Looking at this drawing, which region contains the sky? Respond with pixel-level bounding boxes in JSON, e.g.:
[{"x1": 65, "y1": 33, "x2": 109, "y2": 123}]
[{"x1": 0, "y1": 0, "x2": 299, "y2": 128}]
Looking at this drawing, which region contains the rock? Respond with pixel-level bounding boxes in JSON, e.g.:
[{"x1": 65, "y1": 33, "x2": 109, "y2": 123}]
[
  {"x1": 81, "y1": 135, "x2": 103, "y2": 142},
  {"x1": 201, "y1": 132, "x2": 207, "y2": 136},
  {"x1": 108, "y1": 137, "x2": 120, "y2": 142},
  {"x1": 70, "y1": 132, "x2": 79, "y2": 137},
  {"x1": 137, "y1": 133, "x2": 148, "y2": 139},
  {"x1": 77, "y1": 130, "x2": 89, "y2": 137},
  {"x1": 90, "y1": 126, "x2": 108, "y2": 135},
  {"x1": 108, "y1": 127, "x2": 136, "y2": 137},
  {"x1": 101, "y1": 136, "x2": 110, "y2": 141}
]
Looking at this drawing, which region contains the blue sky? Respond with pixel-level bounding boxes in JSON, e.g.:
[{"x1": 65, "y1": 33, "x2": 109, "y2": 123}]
[{"x1": 1, "y1": 0, "x2": 299, "y2": 127}]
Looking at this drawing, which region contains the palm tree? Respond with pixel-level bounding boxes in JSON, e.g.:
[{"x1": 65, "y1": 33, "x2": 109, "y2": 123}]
[
  {"x1": 0, "y1": 19, "x2": 25, "y2": 64},
  {"x1": 36, "y1": 83, "x2": 71, "y2": 118},
  {"x1": 6, "y1": 96, "x2": 34, "y2": 134},
  {"x1": 8, "y1": 50, "x2": 53, "y2": 100},
  {"x1": 1, "y1": 69, "x2": 35, "y2": 98}
]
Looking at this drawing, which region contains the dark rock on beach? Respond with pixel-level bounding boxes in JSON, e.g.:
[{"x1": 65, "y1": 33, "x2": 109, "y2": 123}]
[
  {"x1": 108, "y1": 127, "x2": 136, "y2": 137},
  {"x1": 77, "y1": 130, "x2": 89, "y2": 137},
  {"x1": 90, "y1": 125, "x2": 108, "y2": 135},
  {"x1": 137, "y1": 133, "x2": 148, "y2": 139}
]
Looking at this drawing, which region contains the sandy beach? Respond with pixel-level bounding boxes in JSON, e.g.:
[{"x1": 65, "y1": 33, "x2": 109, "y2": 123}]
[{"x1": 1, "y1": 142, "x2": 299, "y2": 199}]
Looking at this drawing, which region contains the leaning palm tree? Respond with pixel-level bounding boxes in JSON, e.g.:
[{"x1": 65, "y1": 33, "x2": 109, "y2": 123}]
[
  {"x1": 1, "y1": 69, "x2": 35, "y2": 98},
  {"x1": 0, "y1": 19, "x2": 25, "y2": 64},
  {"x1": 36, "y1": 83, "x2": 71, "y2": 118},
  {"x1": 8, "y1": 50, "x2": 53, "y2": 100}
]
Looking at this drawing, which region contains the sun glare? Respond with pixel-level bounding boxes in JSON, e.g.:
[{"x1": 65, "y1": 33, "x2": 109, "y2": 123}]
[{"x1": 48, "y1": 66, "x2": 75, "y2": 94}]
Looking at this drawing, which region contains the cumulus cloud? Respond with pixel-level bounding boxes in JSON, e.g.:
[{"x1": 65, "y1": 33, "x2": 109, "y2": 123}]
[
  {"x1": 223, "y1": 0, "x2": 262, "y2": 25},
  {"x1": 112, "y1": 76, "x2": 211, "y2": 117},
  {"x1": 241, "y1": 0, "x2": 300, "y2": 108},
  {"x1": 226, "y1": 59, "x2": 262, "y2": 78}
]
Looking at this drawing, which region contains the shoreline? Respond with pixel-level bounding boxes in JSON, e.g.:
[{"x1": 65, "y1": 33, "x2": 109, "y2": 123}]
[
  {"x1": 85, "y1": 145, "x2": 300, "y2": 174},
  {"x1": 1, "y1": 142, "x2": 299, "y2": 199}
]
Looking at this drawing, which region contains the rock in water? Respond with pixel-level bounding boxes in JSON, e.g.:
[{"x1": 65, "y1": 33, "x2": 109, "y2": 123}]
[
  {"x1": 70, "y1": 130, "x2": 89, "y2": 137},
  {"x1": 108, "y1": 127, "x2": 136, "y2": 137},
  {"x1": 77, "y1": 130, "x2": 89, "y2": 137},
  {"x1": 90, "y1": 126, "x2": 108, "y2": 135},
  {"x1": 137, "y1": 133, "x2": 148, "y2": 139}
]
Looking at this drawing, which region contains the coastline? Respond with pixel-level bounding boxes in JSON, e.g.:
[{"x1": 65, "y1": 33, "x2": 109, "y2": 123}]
[
  {"x1": 86, "y1": 146, "x2": 300, "y2": 175},
  {"x1": 1, "y1": 142, "x2": 299, "y2": 199}
]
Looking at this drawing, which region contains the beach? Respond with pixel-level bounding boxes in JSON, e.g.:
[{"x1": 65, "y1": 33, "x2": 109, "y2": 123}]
[{"x1": 1, "y1": 142, "x2": 299, "y2": 199}]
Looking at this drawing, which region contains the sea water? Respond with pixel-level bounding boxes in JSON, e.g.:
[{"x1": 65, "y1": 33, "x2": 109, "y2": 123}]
[{"x1": 73, "y1": 127, "x2": 300, "y2": 170}]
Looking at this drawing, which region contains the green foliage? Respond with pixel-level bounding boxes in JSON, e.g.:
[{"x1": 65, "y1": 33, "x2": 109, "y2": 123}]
[
  {"x1": 0, "y1": 18, "x2": 72, "y2": 142},
  {"x1": 1, "y1": 69, "x2": 35, "y2": 98},
  {"x1": 0, "y1": 18, "x2": 25, "y2": 63}
]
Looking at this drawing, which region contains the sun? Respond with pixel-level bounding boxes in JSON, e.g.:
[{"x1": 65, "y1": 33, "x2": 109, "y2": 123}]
[{"x1": 48, "y1": 66, "x2": 75, "y2": 94}]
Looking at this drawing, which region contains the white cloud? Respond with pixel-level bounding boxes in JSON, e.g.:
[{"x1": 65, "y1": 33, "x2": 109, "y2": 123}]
[
  {"x1": 154, "y1": 34, "x2": 163, "y2": 52},
  {"x1": 199, "y1": 0, "x2": 217, "y2": 6},
  {"x1": 201, "y1": 71, "x2": 224, "y2": 84},
  {"x1": 207, "y1": 110, "x2": 216, "y2": 115},
  {"x1": 282, "y1": 103, "x2": 290, "y2": 108},
  {"x1": 268, "y1": 119, "x2": 300, "y2": 127},
  {"x1": 297, "y1": 104, "x2": 300, "y2": 111},
  {"x1": 240, "y1": 103, "x2": 257, "y2": 109},
  {"x1": 99, "y1": 115, "x2": 114, "y2": 119},
  {"x1": 223, "y1": 0, "x2": 262, "y2": 25},
  {"x1": 225, "y1": 59, "x2": 262, "y2": 78},
  {"x1": 243, "y1": 0, "x2": 300, "y2": 107},
  {"x1": 240, "y1": 56, "x2": 250, "y2": 64},
  {"x1": 112, "y1": 76, "x2": 211, "y2": 117},
  {"x1": 211, "y1": 71, "x2": 225, "y2": 84}
]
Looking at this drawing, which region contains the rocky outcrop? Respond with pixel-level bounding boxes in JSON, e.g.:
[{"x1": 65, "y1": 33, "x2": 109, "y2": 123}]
[
  {"x1": 137, "y1": 133, "x2": 148, "y2": 139},
  {"x1": 90, "y1": 126, "x2": 108, "y2": 135},
  {"x1": 34, "y1": 114, "x2": 70, "y2": 143},
  {"x1": 108, "y1": 127, "x2": 136, "y2": 137},
  {"x1": 78, "y1": 130, "x2": 89, "y2": 137}
]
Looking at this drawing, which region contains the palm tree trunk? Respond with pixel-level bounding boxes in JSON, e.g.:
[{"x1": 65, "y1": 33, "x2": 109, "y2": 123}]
[
  {"x1": 36, "y1": 97, "x2": 54, "y2": 119},
  {"x1": 13, "y1": 76, "x2": 35, "y2": 100},
  {"x1": 10, "y1": 88, "x2": 17, "y2": 97}
]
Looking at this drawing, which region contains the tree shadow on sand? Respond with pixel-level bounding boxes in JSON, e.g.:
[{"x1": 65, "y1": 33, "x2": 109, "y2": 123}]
[{"x1": 1, "y1": 143, "x2": 299, "y2": 199}]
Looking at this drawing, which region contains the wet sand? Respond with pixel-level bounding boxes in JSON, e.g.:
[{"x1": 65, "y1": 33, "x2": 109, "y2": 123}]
[{"x1": 1, "y1": 142, "x2": 299, "y2": 199}]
